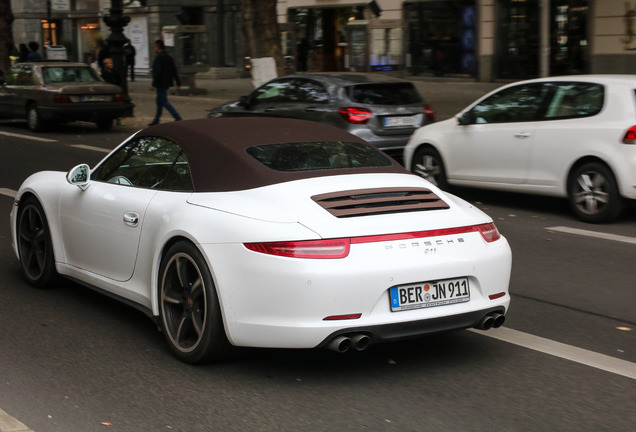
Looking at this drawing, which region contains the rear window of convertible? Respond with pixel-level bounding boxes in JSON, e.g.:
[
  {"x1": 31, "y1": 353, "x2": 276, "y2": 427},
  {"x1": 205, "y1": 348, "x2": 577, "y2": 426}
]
[{"x1": 247, "y1": 141, "x2": 393, "y2": 172}]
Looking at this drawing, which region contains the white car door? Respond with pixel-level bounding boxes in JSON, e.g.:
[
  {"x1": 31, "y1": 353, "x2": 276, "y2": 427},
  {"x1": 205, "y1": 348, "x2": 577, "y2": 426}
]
[
  {"x1": 58, "y1": 182, "x2": 156, "y2": 282},
  {"x1": 58, "y1": 135, "x2": 191, "y2": 282},
  {"x1": 446, "y1": 83, "x2": 552, "y2": 185}
]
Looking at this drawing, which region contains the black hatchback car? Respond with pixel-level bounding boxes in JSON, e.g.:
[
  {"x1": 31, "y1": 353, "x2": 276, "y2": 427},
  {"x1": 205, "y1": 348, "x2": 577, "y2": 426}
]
[{"x1": 208, "y1": 73, "x2": 434, "y2": 162}]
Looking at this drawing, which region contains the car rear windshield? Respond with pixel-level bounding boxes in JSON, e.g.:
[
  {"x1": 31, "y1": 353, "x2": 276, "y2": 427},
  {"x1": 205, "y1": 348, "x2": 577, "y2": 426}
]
[
  {"x1": 346, "y1": 83, "x2": 423, "y2": 105},
  {"x1": 247, "y1": 141, "x2": 393, "y2": 172},
  {"x1": 42, "y1": 66, "x2": 102, "y2": 84}
]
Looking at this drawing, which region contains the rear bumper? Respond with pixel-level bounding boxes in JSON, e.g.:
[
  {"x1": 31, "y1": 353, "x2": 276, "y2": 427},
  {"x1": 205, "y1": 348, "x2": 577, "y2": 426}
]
[{"x1": 39, "y1": 103, "x2": 130, "y2": 122}]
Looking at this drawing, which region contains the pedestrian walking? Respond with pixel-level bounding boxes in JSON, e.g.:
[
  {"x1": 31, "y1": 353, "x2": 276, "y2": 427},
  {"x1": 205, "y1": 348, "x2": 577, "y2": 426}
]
[
  {"x1": 149, "y1": 39, "x2": 182, "y2": 125},
  {"x1": 26, "y1": 41, "x2": 42, "y2": 61},
  {"x1": 123, "y1": 39, "x2": 136, "y2": 81}
]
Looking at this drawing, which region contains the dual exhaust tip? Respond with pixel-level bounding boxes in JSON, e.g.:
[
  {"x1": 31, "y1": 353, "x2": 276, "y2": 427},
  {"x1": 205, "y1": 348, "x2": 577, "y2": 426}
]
[
  {"x1": 474, "y1": 312, "x2": 506, "y2": 330},
  {"x1": 327, "y1": 334, "x2": 370, "y2": 353},
  {"x1": 327, "y1": 312, "x2": 505, "y2": 352}
]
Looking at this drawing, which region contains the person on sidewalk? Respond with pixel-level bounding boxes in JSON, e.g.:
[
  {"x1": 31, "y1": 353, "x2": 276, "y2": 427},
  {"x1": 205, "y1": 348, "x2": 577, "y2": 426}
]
[
  {"x1": 124, "y1": 39, "x2": 136, "y2": 81},
  {"x1": 149, "y1": 39, "x2": 182, "y2": 125},
  {"x1": 100, "y1": 58, "x2": 125, "y2": 126}
]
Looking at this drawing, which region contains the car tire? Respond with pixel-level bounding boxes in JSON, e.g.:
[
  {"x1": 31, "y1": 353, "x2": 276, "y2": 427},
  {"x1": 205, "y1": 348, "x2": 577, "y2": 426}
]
[
  {"x1": 412, "y1": 146, "x2": 448, "y2": 189},
  {"x1": 567, "y1": 162, "x2": 623, "y2": 223},
  {"x1": 159, "y1": 241, "x2": 232, "y2": 364},
  {"x1": 27, "y1": 104, "x2": 46, "y2": 132},
  {"x1": 96, "y1": 118, "x2": 113, "y2": 130},
  {"x1": 16, "y1": 197, "x2": 58, "y2": 288}
]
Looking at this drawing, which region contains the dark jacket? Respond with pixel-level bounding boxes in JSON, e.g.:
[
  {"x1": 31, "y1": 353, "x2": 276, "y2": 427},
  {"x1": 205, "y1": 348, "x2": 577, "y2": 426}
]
[
  {"x1": 152, "y1": 51, "x2": 181, "y2": 88},
  {"x1": 101, "y1": 68, "x2": 123, "y2": 87}
]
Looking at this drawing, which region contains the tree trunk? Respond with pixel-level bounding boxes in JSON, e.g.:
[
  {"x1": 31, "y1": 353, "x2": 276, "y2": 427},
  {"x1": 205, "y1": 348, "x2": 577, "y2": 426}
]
[
  {"x1": 240, "y1": 0, "x2": 284, "y2": 76},
  {"x1": 0, "y1": 0, "x2": 14, "y2": 74}
]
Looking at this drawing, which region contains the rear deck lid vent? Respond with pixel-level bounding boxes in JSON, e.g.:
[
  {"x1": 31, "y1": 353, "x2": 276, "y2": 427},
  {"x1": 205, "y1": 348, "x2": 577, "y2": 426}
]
[{"x1": 312, "y1": 187, "x2": 450, "y2": 218}]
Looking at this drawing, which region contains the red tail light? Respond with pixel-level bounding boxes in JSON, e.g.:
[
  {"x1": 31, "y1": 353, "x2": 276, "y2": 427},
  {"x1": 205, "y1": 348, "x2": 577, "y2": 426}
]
[
  {"x1": 622, "y1": 126, "x2": 636, "y2": 144},
  {"x1": 244, "y1": 223, "x2": 501, "y2": 259},
  {"x1": 53, "y1": 94, "x2": 72, "y2": 103},
  {"x1": 338, "y1": 107, "x2": 372, "y2": 124},
  {"x1": 244, "y1": 239, "x2": 351, "y2": 259},
  {"x1": 424, "y1": 104, "x2": 435, "y2": 122},
  {"x1": 112, "y1": 94, "x2": 125, "y2": 102}
]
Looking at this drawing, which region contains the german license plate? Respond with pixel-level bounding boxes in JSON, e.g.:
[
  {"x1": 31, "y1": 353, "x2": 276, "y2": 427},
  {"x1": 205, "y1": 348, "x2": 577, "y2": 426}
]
[
  {"x1": 383, "y1": 115, "x2": 415, "y2": 127},
  {"x1": 80, "y1": 96, "x2": 105, "y2": 102},
  {"x1": 390, "y1": 277, "x2": 470, "y2": 311}
]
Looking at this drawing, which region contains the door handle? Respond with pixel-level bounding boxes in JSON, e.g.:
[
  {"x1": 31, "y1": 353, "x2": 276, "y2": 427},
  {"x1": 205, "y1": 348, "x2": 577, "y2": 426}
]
[
  {"x1": 514, "y1": 132, "x2": 531, "y2": 138},
  {"x1": 123, "y1": 212, "x2": 139, "y2": 227}
]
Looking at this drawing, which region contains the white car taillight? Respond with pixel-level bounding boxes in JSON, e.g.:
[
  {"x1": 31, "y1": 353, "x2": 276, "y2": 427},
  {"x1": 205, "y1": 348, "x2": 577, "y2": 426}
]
[{"x1": 622, "y1": 126, "x2": 636, "y2": 144}]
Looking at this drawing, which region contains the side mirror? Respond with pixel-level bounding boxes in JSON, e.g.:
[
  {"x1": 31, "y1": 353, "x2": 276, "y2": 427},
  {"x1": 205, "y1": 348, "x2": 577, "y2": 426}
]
[
  {"x1": 66, "y1": 164, "x2": 90, "y2": 190},
  {"x1": 457, "y1": 111, "x2": 475, "y2": 126},
  {"x1": 239, "y1": 95, "x2": 251, "y2": 109}
]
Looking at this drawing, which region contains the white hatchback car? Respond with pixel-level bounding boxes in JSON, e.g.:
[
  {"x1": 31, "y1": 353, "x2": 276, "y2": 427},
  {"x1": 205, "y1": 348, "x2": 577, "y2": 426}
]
[{"x1": 404, "y1": 75, "x2": 636, "y2": 223}]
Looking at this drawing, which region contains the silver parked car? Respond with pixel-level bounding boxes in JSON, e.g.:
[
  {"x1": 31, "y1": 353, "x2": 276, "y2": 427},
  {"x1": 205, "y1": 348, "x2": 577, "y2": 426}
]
[
  {"x1": 0, "y1": 61, "x2": 130, "y2": 132},
  {"x1": 208, "y1": 73, "x2": 435, "y2": 162}
]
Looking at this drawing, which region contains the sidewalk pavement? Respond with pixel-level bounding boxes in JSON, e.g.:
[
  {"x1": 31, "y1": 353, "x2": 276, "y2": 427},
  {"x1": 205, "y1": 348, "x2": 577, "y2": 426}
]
[{"x1": 118, "y1": 75, "x2": 502, "y2": 132}]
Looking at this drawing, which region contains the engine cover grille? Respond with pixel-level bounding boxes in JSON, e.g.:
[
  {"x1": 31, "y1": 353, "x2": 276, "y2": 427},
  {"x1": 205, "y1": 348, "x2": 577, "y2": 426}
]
[{"x1": 312, "y1": 187, "x2": 450, "y2": 218}]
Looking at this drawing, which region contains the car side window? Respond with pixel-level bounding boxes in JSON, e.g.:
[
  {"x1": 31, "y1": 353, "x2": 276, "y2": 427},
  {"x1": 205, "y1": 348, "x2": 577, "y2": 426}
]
[
  {"x1": 289, "y1": 79, "x2": 330, "y2": 103},
  {"x1": 252, "y1": 80, "x2": 295, "y2": 104},
  {"x1": 471, "y1": 83, "x2": 551, "y2": 124},
  {"x1": 544, "y1": 83, "x2": 604, "y2": 119},
  {"x1": 92, "y1": 136, "x2": 193, "y2": 191}
]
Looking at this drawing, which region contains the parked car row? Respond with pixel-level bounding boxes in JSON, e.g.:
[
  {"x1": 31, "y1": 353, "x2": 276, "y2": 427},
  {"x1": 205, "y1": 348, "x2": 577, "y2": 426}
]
[{"x1": 212, "y1": 73, "x2": 636, "y2": 223}]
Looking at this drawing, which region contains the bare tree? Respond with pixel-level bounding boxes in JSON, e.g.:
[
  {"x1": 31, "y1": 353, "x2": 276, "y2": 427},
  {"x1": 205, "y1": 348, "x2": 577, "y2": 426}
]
[
  {"x1": 0, "y1": 0, "x2": 14, "y2": 73},
  {"x1": 240, "y1": 0, "x2": 284, "y2": 76}
]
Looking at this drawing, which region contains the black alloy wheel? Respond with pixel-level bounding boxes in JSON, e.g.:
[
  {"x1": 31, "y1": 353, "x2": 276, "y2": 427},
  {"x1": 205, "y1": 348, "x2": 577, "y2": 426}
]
[
  {"x1": 412, "y1": 146, "x2": 448, "y2": 189},
  {"x1": 17, "y1": 197, "x2": 57, "y2": 288},
  {"x1": 159, "y1": 241, "x2": 231, "y2": 363},
  {"x1": 567, "y1": 162, "x2": 622, "y2": 223}
]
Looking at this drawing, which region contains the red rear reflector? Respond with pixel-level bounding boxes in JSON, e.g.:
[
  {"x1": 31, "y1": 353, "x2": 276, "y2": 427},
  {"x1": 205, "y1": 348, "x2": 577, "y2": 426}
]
[
  {"x1": 489, "y1": 292, "x2": 506, "y2": 300},
  {"x1": 338, "y1": 107, "x2": 372, "y2": 124},
  {"x1": 53, "y1": 95, "x2": 72, "y2": 103},
  {"x1": 476, "y1": 223, "x2": 501, "y2": 242},
  {"x1": 323, "y1": 313, "x2": 362, "y2": 321},
  {"x1": 622, "y1": 126, "x2": 636, "y2": 144},
  {"x1": 424, "y1": 104, "x2": 435, "y2": 122},
  {"x1": 244, "y1": 239, "x2": 351, "y2": 259},
  {"x1": 112, "y1": 94, "x2": 125, "y2": 102}
]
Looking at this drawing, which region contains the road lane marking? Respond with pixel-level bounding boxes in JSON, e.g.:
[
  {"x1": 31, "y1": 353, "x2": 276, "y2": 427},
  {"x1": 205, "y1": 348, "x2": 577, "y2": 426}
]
[
  {"x1": 0, "y1": 131, "x2": 57, "y2": 143},
  {"x1": 0, "y1": 188, "x2": 17, "y2": 198},
  {"x1": 546, "y1": 226, "x2": 636, "y2": 244},
  {"x1": 0, "y1": 408, "x2": 34, "y2": 432},
  {"x1": 70, "y1": 144, "x2": 111, "y2": 153},
  {"x1": 471, "y1": 327, "x2": 636, "y2": 380}
]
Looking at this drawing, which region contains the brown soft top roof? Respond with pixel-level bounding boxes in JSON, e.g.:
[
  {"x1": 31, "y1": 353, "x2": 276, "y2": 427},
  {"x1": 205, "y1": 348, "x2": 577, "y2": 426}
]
[{"x1": 137, "y1": 118, "x2": 408, "y2": 192}]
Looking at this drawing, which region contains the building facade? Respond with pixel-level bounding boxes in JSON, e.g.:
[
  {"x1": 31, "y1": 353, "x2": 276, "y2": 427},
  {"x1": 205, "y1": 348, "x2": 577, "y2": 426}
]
[{"x1": 10, "y1": 0, "x2": 636, "y2": 81}]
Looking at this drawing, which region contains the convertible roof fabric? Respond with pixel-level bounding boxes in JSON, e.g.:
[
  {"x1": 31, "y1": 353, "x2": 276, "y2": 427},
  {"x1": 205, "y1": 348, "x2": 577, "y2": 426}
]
[{"x1": 138, "y1": 118, "x2": 408, "y2": 192}]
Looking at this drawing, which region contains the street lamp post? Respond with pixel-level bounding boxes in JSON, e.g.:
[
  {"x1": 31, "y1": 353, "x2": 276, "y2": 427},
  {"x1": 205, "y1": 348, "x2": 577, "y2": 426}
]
[{"x1": 102, "y1": 0, "x2": 134, "y2": 116}]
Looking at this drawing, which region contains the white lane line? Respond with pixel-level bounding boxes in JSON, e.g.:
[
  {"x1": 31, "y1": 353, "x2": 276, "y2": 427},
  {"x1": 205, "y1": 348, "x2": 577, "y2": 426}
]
[
  {"x1": 471, "y1": 327, "x2": 636, "y2": 380},
  {"x1": 70, "y1": 144, "x2": 111, "y2": 153},
  {"x1": 0, "y1": 130, "x2": 57, "y2": 143},
  {"x1": 546, "y1": 226, "x2": 636, "y2": 245},
  {"x1": 0, "y1": 408, "x2": 34, "y2": 432},
  {"x1": 0, "y1": 188, "x2": 17, "y2": 198}
]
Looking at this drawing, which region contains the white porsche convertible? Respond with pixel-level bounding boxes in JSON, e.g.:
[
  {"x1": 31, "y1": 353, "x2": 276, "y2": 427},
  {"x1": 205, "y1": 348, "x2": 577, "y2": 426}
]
[{"x1": 11, "y1": 118, "x2": 512, "y2": 364}]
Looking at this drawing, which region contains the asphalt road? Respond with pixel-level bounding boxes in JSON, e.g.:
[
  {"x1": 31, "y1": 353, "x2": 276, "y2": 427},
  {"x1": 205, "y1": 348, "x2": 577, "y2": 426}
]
[{"x1": 0, "y1": 93, "x2": 635, "y2": 432}]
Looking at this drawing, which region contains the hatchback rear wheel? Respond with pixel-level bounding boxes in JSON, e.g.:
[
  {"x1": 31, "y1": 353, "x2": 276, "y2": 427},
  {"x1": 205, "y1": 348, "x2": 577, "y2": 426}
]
[
  {"x1": 412, "y1": 147, "x2": 448, "y2": 189},
  {"x1": 567, "y1": 162, "x2": 622, "y2": 223}
]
